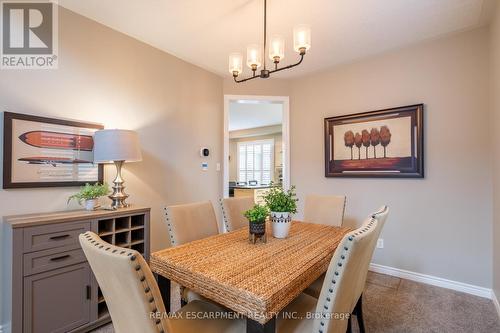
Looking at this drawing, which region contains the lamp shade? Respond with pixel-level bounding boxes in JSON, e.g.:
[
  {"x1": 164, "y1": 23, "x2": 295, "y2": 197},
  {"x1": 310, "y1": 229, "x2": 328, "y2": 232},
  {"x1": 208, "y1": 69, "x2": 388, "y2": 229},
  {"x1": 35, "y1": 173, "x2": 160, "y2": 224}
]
[{"x1": 93, "y1": 129, "x2": 142, "y2": 163}]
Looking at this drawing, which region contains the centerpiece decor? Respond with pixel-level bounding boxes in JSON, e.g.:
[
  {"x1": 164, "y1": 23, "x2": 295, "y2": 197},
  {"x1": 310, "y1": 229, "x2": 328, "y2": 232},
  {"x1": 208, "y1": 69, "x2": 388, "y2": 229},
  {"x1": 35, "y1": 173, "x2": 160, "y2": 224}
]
[
  {"x1": 68, "y1": 183, "x2": 110, "y2": 211},
  {"x1": 264, "y1": 184, "x2": 298, "y2": 238},
  {"x1": 244, "y1": 204, "x2": 269, "y2": 244}
]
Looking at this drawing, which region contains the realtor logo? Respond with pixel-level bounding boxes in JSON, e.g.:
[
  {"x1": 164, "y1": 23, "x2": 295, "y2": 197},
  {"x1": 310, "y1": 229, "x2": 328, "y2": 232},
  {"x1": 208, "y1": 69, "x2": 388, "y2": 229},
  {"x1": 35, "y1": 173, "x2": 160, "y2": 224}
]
[{"x1": 1, "y1": 0, "x2": 58, "y2": 69}]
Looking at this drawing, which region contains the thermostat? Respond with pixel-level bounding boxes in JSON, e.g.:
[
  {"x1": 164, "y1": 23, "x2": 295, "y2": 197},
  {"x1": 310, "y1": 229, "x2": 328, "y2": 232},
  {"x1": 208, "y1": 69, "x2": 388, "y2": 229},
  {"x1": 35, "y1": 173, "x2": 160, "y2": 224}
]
[{"x1": 200, "y1": 147, "x2": 210, "y2": 157}]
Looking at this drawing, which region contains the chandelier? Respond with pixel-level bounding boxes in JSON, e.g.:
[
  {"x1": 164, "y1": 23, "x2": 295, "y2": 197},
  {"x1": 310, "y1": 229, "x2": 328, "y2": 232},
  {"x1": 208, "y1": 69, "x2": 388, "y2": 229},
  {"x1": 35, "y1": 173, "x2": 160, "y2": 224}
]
[{"x1": 229, "y1": 0, "x2": 311, "y2": 83}]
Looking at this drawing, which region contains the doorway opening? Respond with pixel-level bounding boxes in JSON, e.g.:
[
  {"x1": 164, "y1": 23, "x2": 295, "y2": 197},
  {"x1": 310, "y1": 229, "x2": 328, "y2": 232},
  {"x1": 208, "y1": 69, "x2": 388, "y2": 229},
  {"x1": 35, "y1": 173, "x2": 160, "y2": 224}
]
[{"x1": 223, "y1": 95, "x2": 290, "y2": 202}]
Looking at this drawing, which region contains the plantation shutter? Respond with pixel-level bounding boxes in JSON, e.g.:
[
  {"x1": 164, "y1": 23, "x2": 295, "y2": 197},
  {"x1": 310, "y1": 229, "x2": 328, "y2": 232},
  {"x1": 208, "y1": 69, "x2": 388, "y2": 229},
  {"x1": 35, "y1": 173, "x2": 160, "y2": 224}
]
[{"x1": 237, "y1": 139, "x2": 274, "y2": 185}]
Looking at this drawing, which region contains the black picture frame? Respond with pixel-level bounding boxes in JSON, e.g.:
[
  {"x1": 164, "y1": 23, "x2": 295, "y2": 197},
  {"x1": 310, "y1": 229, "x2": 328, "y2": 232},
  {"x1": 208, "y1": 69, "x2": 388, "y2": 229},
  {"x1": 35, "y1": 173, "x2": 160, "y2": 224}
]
[
  {"x1": 3, "y1": 112, "x2": 104, "y2": 188},
  {"x1": 324, "y1": 104, "x2": 424, "y2": 178}
]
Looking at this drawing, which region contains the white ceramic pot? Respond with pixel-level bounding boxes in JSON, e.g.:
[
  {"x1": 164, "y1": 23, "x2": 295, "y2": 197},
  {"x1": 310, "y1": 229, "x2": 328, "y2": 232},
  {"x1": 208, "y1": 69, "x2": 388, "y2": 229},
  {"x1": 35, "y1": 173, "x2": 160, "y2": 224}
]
[
  {"x1": 84, "y1": 199, "x2": 99, "y2": 211},
  {"x1": 271, "y1": 212, "x2": 292, "y2": 238}
]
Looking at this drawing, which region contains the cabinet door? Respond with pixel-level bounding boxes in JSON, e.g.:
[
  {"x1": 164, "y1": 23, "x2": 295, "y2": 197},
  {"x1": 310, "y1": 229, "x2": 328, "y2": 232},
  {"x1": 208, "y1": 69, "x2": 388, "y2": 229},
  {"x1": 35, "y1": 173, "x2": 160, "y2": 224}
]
[{"x1": 24, "y1": 263, "x2": 91, "y2": 333}]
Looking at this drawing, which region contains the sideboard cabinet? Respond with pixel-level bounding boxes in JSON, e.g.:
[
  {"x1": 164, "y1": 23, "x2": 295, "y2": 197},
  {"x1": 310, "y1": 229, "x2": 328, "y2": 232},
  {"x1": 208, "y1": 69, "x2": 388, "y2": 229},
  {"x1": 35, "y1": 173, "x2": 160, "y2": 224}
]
[{"x1": 2, "y1": 206, "x2": 151, "y2": 333}]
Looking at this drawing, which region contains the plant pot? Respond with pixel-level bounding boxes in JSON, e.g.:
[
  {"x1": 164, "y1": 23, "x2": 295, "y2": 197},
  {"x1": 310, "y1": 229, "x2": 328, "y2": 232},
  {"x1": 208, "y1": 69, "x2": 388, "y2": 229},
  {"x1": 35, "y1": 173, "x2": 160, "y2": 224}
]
[
  {"x1": 248, "y1": 221, "x2": 266, "y2": 244},
  {"x1": 271, "y1": 212, "x2": 292, "y2": 238},
  {"x1": 84, "y1": 199, "x2": 99, "y2": 211}
]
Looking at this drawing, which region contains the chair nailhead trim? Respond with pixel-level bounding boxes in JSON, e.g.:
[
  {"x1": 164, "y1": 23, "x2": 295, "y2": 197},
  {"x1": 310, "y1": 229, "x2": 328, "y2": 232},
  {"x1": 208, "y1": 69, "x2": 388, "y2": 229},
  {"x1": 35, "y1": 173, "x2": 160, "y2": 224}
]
[
  {"x1": 130, "y1": 255, "x2": 136, "y2": 261},
  {"x1": 149, "y1": 297, "x2": 154, "y2": 303},
  {"x1": 145, "y1": 287, "x2": 150, "y2": 292},
  {"x1": 135, "y1": 265, "x2": 141, "y2": 271},
  {"x1": 140, "y1": 276, "x2": 146, "y2": 282}
]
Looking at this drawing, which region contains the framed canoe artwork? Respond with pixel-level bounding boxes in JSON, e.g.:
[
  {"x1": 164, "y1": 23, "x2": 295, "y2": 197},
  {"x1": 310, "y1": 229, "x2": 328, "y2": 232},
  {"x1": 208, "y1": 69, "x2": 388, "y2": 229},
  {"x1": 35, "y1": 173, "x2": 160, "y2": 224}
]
[
  {"x1": 3, "y1": 112, "x2": 104, "y2": 188},
  {"x1": 324, "y1": 104, "x2": 424, "y2": 178}
]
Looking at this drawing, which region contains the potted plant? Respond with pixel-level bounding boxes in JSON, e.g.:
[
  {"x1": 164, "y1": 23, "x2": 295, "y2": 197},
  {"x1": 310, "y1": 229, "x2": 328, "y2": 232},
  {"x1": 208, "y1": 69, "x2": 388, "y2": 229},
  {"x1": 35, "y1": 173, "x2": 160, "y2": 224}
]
[
  {"x1": 244, "y1": 204, "x2": 269, "y2": 244},
  {"x1": 68, "y1": 183, "x2": 110, "y2": 211},
  {"x1": 263, "y1": 184, "x2": 298, "y2": 238}
]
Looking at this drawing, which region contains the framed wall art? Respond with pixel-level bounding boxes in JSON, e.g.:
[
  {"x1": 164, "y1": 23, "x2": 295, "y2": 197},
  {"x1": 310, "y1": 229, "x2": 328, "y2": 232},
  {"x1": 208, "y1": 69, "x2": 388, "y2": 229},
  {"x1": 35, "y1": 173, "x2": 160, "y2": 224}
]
[
  {"x1": 3, "y1": 112, "x2": 104, "y2": 188},
  {"x1": 324, "y1": 104, "x2": 424, "y2": 178}
]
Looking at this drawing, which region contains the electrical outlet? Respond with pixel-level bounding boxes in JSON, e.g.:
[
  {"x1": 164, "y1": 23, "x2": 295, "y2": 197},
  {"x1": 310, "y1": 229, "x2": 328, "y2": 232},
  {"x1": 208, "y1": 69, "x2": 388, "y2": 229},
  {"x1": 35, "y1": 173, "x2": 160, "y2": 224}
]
[
  {"x1": 216, "y1": 163, "x2": 221, "y2": 171},
  {"x1": 377, "y1": 239, "x2": 384, "y2": 249}
]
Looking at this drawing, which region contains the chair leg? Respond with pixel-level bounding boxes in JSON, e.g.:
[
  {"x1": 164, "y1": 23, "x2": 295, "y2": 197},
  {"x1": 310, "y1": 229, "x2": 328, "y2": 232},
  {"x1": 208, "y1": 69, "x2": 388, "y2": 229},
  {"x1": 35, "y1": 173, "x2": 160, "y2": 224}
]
[
  {"x1": 354, "y1": 294, "x2": 366, "y2": 333},
  {"x1": 347, "y1": 316, "x2": 352, "y2": 333}
]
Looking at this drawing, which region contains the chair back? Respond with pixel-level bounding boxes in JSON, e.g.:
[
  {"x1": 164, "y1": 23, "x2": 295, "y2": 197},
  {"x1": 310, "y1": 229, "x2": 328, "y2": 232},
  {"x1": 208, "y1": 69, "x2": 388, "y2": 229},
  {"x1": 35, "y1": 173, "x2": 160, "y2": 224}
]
[
  {"x1": 220, "y1": 197, "x2": 254, "y2": 232},
  {"x1": 304, "y1": 195, "x2": 346, "y2": 227},
  {"x1": 313, "y1": 206, "x2": 389, "y2": 333},
  {"x1": 164, "y1": 201, "x2": 219, "y2": 246},
  {"x1": 79, "y1": 232, "x2": 170, "y2": 333}
]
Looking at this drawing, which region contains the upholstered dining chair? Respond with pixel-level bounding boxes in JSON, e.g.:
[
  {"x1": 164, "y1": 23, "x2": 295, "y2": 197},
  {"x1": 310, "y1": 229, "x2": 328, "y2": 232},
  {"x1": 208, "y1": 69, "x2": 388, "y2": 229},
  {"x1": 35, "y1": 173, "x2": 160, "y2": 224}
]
[
  {"x1": 164, "y1": 201, "x2": 219, "y2": 304},
  {"x1": 303, "y1": 194, "x2": 347, "y2": 298},
  {"x1": 164, "y1": 201, "x2": 219, "y2": 246},
  {"x1": 304, "y1": 194, "x2": 346, "y2": 227},
  {"x1": 220, "y1": 197, "x2": 254, "y2": 232},
  {"x1": 79, "y1": 232, "x2": 244, "y2": 333},
  {"x1": 277, "y1": 206, "x2": 389, "y2": 333}
]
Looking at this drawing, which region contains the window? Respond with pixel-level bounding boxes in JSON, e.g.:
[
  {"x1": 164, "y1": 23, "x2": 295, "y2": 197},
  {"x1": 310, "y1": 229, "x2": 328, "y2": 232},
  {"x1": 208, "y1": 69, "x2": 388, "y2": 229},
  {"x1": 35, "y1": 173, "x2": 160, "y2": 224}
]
[{"x1": 237, "y1": 139, "x2": 274, "y2": 185}]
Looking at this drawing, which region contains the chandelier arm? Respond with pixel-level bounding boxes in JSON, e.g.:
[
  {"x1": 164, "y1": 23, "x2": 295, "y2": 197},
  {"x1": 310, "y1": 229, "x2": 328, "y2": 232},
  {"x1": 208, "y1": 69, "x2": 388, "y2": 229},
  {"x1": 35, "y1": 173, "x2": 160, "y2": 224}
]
[
  {"x1": 268, "y1": 53, "x2": 305, "y2": 74},
  {"x1": 233, "y1": 75, "x2": 260, "y2": 83}
]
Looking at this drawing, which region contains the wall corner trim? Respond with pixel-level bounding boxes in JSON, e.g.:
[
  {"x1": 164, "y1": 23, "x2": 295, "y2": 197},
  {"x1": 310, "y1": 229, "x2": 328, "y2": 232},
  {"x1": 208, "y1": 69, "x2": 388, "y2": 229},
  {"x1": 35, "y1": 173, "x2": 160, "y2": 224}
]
[
  {"x1": 369, "y1": 263, "x2": 493, "y2": 299},
  {"x1": 493, "y1": 290, "x2": 500, "y2": 320}
]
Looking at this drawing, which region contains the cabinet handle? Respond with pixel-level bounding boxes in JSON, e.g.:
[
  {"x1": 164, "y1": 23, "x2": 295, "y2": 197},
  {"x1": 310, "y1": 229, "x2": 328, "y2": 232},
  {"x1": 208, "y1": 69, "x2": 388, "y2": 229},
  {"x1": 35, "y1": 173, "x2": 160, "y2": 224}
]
[
  {"x1": 49, "y1": 234, "x2": 70, "y2": 240},
  {"x1": 50, "y1": 254, "x2": 70, "y2": 261},
  {"x1": 86, "y1": 285, "x2": 91, "y2": 300}
]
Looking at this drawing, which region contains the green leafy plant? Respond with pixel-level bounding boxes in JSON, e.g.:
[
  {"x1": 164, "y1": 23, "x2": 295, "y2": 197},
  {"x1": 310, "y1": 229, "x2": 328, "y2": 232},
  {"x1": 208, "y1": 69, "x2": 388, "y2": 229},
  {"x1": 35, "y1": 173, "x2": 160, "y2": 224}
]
[
  {"x1": 244, "y1": 204, "x2": 269, "y2": 224},
  {"x1": 263, "y1": 183, "x2": 298, "y2": 213},
  {"x1": 68, "y1": 183, "x2": 110, "y2": 205}
]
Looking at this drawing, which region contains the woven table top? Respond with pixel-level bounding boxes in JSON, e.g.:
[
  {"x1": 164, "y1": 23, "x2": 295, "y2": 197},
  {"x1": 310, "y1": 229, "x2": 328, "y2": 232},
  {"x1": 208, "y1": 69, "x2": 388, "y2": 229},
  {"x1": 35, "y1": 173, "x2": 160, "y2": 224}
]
[{"x1": 150, "y1": 221, "x2": 352, "y2": 324}]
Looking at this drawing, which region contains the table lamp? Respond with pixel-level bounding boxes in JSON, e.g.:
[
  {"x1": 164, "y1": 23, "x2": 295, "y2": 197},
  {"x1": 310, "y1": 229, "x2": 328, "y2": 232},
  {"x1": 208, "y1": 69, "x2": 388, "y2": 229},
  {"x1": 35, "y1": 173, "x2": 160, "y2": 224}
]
[{"x1": 93, "y1": 129, "x2": 142, "y2": 209}]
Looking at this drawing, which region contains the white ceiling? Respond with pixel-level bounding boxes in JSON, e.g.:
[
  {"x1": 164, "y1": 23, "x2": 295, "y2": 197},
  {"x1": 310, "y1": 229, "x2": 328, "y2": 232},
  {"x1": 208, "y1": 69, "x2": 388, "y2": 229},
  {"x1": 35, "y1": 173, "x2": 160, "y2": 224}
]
[
  {"x1": 59, "y1": 0, "x2": 494, "y2": 79},
  {"x1": 229, "y1": 101, "x2": 282, "y2": 131}
]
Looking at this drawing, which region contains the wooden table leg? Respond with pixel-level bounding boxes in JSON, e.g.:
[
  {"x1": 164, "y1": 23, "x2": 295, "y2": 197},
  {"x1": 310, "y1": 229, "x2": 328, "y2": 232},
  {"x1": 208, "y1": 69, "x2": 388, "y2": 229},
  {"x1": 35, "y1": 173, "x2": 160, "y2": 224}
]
[
  {"x1": 247, "y1": 317, "x2": 276, "y2": 333},
  {"x1": 155, "y1": 274, "x2": 171, "y2": 313}
]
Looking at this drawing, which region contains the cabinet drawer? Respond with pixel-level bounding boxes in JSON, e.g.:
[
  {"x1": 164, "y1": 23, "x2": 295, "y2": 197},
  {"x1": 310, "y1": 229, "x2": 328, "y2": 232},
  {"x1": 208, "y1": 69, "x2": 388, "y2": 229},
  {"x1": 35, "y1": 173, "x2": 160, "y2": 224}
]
[
  {"x1": 24, "y1": 245, "x2": 87, "y2": 276},
  {"x1": 23, "y1": 221, "x2": 90, "y2": 253}
]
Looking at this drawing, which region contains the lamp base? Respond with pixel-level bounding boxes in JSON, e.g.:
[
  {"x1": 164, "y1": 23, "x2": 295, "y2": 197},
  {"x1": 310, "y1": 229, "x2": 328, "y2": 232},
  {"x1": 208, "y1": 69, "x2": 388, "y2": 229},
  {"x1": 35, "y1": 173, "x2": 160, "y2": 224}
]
[{"x1": 109, "y1": 160, "x2": 130, "y2": 209}]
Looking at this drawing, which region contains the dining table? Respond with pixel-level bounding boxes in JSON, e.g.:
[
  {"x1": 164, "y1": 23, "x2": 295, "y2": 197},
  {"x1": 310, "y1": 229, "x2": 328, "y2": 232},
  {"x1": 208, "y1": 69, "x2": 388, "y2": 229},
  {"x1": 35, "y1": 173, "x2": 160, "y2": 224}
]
[{"x1": 150, "y1": 221, "x2": 352, "y2": 333}]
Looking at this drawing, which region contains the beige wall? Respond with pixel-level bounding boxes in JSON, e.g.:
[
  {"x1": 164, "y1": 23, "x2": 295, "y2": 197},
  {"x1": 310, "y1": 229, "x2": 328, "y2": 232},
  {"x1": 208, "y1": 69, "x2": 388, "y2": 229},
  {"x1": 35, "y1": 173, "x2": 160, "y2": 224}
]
[
  {"x1": 224, "y1": 28, "x2": 493, "y2": 288},
  {"x1": 490, "y1": 3, "x2": 500, "y2": 300},
  {"x1": 289, "y1": 28, "x2": 492, "y2": 287},
  {"x1": 0, "y1": 9, "x2": 223, "y2": 248}
]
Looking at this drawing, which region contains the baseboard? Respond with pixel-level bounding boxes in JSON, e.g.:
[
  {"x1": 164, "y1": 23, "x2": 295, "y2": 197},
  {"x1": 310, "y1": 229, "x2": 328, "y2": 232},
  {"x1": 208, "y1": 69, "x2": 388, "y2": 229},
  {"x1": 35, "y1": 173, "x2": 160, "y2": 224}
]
[
  {"x1": 369, "y1": 263, "x2": 492, "y2": 299},
  {"x1": 493, "y1": 290, "x2": 500, "y2": 320}
]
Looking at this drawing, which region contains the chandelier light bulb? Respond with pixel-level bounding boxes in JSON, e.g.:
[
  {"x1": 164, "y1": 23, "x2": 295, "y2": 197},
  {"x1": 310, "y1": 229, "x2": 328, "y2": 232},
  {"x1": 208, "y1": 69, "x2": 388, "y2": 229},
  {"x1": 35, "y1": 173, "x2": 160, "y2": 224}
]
[
  {"x1": 228, "y1": 53, "x2": 243, "y2": 76},
  {"x1": 269, "y1": 35, "x2": 285, "y2": 63},
  {"x1": 293, "y1": 24, "x2": 311, "y2": 53},
  {"x1": 246, "y1": 44, "x2": 262, "y2": 70}
]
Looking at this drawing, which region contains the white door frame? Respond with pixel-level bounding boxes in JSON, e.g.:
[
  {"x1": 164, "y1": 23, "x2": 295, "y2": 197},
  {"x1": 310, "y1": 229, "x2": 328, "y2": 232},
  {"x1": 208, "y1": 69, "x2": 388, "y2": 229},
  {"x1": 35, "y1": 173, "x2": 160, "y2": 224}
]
[{"x1": 223, "y1": 94, "x2": 290, "y2": 198}]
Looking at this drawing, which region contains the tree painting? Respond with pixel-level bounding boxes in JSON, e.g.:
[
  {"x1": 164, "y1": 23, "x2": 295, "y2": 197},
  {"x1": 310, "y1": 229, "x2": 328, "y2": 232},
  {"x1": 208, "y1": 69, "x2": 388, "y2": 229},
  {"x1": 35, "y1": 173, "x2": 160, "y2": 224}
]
[
  {"x1": 344, "y1": 130, "x2": 355, "y2": 160},
  {"x1": 354, "y1": 132, "x2": 362, "y2": 160},
  {"x1": 362, "y1": 129, "x2": 371, "y2": 158},
  {"x1": 380, "y1": 126, "x2": 392, "y2": 158},
  {"x1": 370, "y1": 128, "x2": 381, "y2": 158}
]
